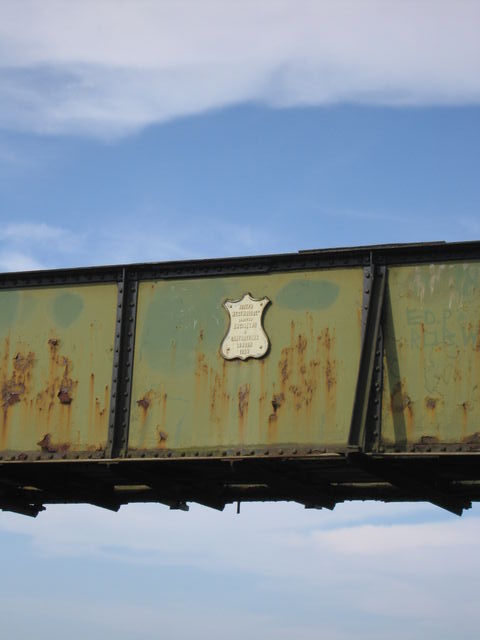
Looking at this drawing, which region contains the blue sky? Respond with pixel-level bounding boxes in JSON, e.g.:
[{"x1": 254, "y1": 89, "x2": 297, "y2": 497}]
[{"x1": 1, "y1": 2, "x2": 480, "y2": 638}]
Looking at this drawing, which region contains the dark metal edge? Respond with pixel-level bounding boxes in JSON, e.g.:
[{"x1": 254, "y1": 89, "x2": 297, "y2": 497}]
[
  {"x1": 108, "y1": 269, "x2": 139, "y2": 458},
  {"x1": 348, "y1": 264, "x2": 387, "y2": 450},
  {"x1": 0, "y1": 241, "x2": 479, "y2": 289}
]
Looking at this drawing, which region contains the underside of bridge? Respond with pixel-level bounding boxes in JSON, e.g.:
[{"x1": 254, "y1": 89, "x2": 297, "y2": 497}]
[{"x1": 1, "y1": 452, "x2": 479, "y2": 517}]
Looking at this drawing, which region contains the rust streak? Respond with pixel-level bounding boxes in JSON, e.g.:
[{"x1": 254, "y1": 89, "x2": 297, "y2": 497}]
[
  {"x1": 271, "y1": 393, "x2": 284, "y2": 413},
  {"x1": 238, "y1": 384, "x2": 250, "y2": 419},
  {"x1": 158, "y1": 429, "x2": 168, "y2": 443},
  {"x1": 57, "y1": 387, "x2": 73, "y2": 404},
  {"x1": 137, "y1": 396, "x2": 150, "y2": 411},
  {"x1": 418, "y1": 435, "x2": 439, "y2": 445},
  {"x1": 37, "y1": 433, "x2": 70, "y2": 454}
]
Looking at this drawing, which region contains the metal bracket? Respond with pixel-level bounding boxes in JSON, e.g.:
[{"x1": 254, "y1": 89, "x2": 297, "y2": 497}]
[
  {"x1": 107, "y1": 269, "x2": 139, "y2": 459},
  {"x1": 347, "y1": 453, "x2": 472, "y2": 516},
  {"x1": 250, "y1": 463, "x2": 336, "y2": 510},
  {"x1": 348, "y1": 262, "x2": 386, "y2": 451}
]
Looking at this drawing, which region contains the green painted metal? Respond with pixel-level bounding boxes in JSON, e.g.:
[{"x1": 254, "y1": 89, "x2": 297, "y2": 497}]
[
  {"x1": 129, "y1": 270, "x2": 363, "y2": 454},
  {"x1": 382, "y1": 262, "x2": 480, "y2": 449},
  {"x1": 0, "y1": 251, "x2": 479, "y2": 462},
  {"x1": 0, "y1": 284, "x2": 117, "y2": 456}
]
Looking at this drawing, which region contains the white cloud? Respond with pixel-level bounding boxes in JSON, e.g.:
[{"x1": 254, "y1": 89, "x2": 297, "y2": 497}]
[
  {"x1": 0, "y1": 1, "x2": 479, "y2": 137},
  {"x1": 2, "y1": 500, "x2": 480, "y2": 639},
  {"x1": 0, "y1": 217, "x2": 281, "y2": 272},
  {"x1": 0, "y1": 222, "x2": 72, "y2": 242},
  {"x1": 0, "y1": 500, "x2": 475, "y2": 578},
  {"x1": 0, "y1": 250, "x2": 44, "y2": 271},
  {"x1": 0, "y1": 222, "x2": 84, "y2": 271}
]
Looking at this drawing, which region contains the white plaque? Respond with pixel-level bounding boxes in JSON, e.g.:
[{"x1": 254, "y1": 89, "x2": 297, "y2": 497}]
[{"x1": 221, "y1": 293, "x2": 270, "y2": 361}]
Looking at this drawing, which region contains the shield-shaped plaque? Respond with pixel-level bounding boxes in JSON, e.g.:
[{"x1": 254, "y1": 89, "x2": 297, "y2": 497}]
[{"x1": 221, "y1": 293, "x2": 271, "y2": 361}]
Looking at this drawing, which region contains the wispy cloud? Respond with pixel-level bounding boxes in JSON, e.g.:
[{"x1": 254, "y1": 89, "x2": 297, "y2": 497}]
[
  {"x1": 1, "y1": 501, "x2": 479, "y2": 638},
  {"x1": 0, "y1": 222, "x2": 83, "y2": 271},
  {"x1": 0, "y1": 250, "x2": 44, "y2": 272},
  {"x1": 0, "y1": 1, "x2": 479, "y2": 137},
  {"x1": 0, "y1": 218, "x2": 280, "y2": 272}
]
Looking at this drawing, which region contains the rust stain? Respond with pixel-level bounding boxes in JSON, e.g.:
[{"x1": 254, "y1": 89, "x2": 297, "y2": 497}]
[
  {"x1": 137, "y1": 395, "x2": 150, "y2": 411},
  {"x1": 418, "y1": 435, "x2": 439, "y2": 445},
  {"x1": 390, "y1": 381, "x2": 413, "y2": 413},
  {"x1": 296, "y1": 334, "x2": 307, "y2": 355},
  {"x1": 13, "y1": 352, "x2": 35, "y2": 373},
  {"x1": 48, "y1": 338, "x2": 60, "y2": 348},
  {"x1": 1, "y1": 343, "x2": 35, "y2": 446},
  {"x1": 136, "y1": 390, "x2": 154, "y2": 428},
  {"x1": 258, "y1": 359, "x2": 266, "y2": 424},
  {"x1": 57, "y1": 387, "x2": 73, "y2": 404},
  {"x1": 2, "y1": 381, "x2": 25, "y2": 408},
  {"x1": 37, "y1": 433, "x2": 70, "y2": 454},
  {"x1": 462, "y1": 431, "x2": 480, "y2": 446},
  {"x1": 319, "y1": 327, "x2": 337, "y2": 439},
  {"x1": 425, "y1": 397, "x2": 437, "y2": 410},
  {"x1": 461, "y1": 400, "x2": 470, "y2": 439},
  {"x1": 238, "y1": 383, "x2": 250, "y2": 443},
  {"x1": 238, "y1": 384, "x2": 250, "y2": 418},
  {"x1": 157, "y1": 428, "x2": 168, "y2": 443},
  {"x1": 390, "y1": 380, "x2": 414, "y2": 437},
  {"x1": 280, "y1": 355, "x2": 289, "y2": 384},
  {"x1": 196, "y1": 352, "x2": 209, "y2": 377},
  {"x1": 325, "y1": 359, "x2": 336, "y2": 392},
  {"x1": 271, "y1": 393, "x2": 284, "y2": 413},
  {"x1": 160, "y1": 391, "x2": 168, "y2": 443}
]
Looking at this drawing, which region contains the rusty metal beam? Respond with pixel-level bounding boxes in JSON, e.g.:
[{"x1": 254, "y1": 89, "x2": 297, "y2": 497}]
[
  {"x1": 108, "y1": 268, "x2": 139, "y2": 459},
  {"x1": 348, "y1": 264, "x2": 386, "y2": 451}
]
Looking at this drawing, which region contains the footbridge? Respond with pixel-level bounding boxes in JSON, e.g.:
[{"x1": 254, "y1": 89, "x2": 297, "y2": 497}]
[{"x1": 1, "y1": 241, "x2": 479, "y2": 516}]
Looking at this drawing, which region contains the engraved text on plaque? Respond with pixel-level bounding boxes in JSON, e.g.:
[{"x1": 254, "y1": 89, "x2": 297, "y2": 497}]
[{"x1": 220, "y1": 293, "x2": 270, "y2": 360}]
